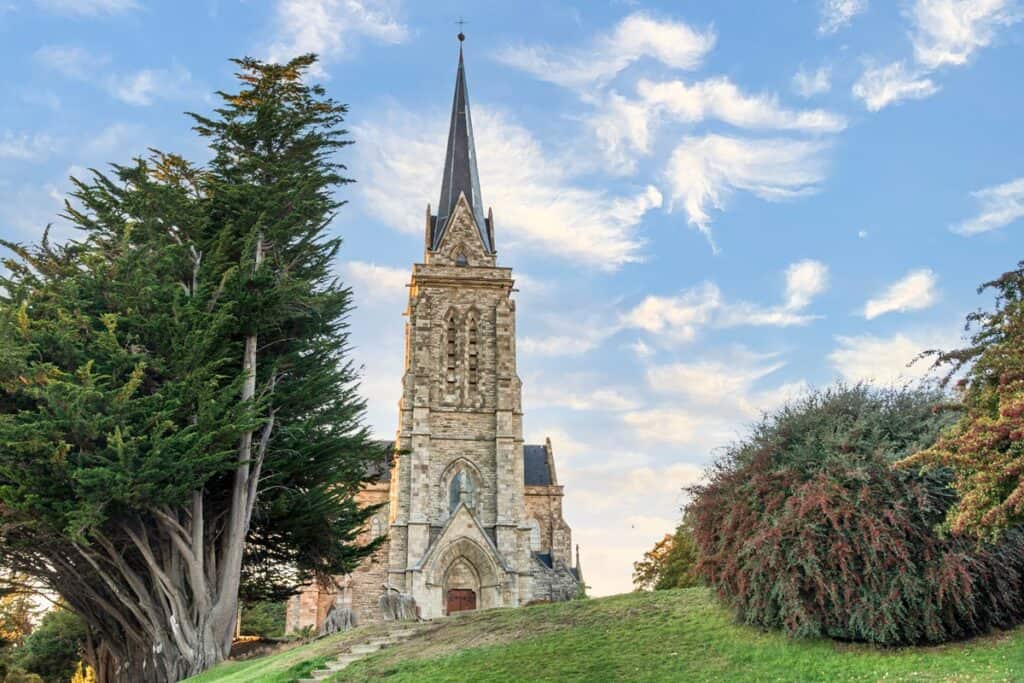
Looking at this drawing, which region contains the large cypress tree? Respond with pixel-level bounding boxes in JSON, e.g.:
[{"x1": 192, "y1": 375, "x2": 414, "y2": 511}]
[{"x1": 0, "y1": 55, "x2": 382, "y2": 681}]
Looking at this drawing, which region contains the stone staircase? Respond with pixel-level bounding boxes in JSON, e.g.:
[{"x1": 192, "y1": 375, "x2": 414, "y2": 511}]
[{"x1": 297, "y1": 627, "x2": 419, "y2": 682}]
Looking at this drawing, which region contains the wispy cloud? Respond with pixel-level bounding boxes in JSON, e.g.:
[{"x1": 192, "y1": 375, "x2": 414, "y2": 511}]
[
  {"x1": 792, "y1": 65, "x2": 832, "y2": 97},
  {"x1": 35, "y1": 44, "x2": 199, "y2": 107},
  {"x1": 342, "y1": 260, "x2": 408, "y2": 303},
  {"x1": 35, "y1": 0, "x2": 138, "y2": 16},
  {"x1": 953, "y1": 177, "x2": 1024, "y2": 235},
  {"x1": 852, "y1": 61, "x2": 939, "y2": 111},
  {"x1": 354, "y1": 106, "x2": 661, "y2": 269},
  {"x1": 0, "y1": 132, "x2": 59, "y2": 162},
  {"x1": 864, "y1": 268, "x2": 939, "y2": 319},
  {"x1": 819, "y1": 0, "x2": 868, "y2": 34},
  {"x1": 829, "y1": 330, "x2": 956, "y2": 384},
  {"x1": 637, "y1": 77, "x2": 846, "y2": 133},
  {"x1": 495, "y1": 12, "x2": 715, "y2": 90},
  {"x1": 663, "y1": 135, "x2": 830, "y2": 250},
  {"x1": 623, "y1": 260, "x2": 829, "y2": 342},
  {"x1": 265, "y1": 0, "x2": 407, "y2": 76},
  {"x1": 853, "y1": 1, "x2": 1020, "y2": 111},
  {"x1": 34, "y1": 45, "x2": 111, "y2": 79},
  {"x1": 911, "y1": 0, "x2": 1021, "y2": 69}
]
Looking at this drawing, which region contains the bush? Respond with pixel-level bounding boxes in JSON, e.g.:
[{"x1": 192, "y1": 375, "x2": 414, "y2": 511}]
[
  {"x1": 13, "y1": 607, "x2": 86, "y2": 683},
  {"x1": 633, "y1": 521, "x2": 701, "y2": 591},
  {"x1": 687, "y1": 385, "x2": 1024, "y2": 645},
  {"x1": 239, "y1": 601, "x2": 286, "y2": 639}
]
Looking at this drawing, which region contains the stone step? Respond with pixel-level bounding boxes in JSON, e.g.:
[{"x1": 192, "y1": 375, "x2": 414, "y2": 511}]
[
  {"x1": 389, "y1": 629, "x2": 417, "y2": 638},
  {"x1": 350, "y1": 643, "x2": 382, "y2": 655}
]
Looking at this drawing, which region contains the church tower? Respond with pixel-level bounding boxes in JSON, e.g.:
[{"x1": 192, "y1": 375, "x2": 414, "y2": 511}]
[
  {"x1": 285, "y1": 36, "x2": 581, "y2": 633},
  {"x1": 385, "y1": 35, "x2": 537, "y2": 618}
]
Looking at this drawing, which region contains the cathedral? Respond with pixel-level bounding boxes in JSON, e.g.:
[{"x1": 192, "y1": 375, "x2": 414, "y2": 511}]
[{"x1": 286, "y1": 37, "x2": 582, "y2": 631}]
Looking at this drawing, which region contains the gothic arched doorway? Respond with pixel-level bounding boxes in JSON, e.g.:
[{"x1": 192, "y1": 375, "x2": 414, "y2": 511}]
[{"x1": 443, "y1": 556, "x2": 479, "y2": 615}]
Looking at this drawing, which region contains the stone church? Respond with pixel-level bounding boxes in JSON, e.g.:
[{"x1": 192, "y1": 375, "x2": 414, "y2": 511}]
[{"x1": 286, "y1": 38, "x2": 582, "y2": 632}]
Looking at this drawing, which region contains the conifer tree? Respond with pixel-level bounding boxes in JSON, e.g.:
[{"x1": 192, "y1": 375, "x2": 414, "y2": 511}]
[{"x1": 0, "y1": 55, "x2": 382, "y2": 681}]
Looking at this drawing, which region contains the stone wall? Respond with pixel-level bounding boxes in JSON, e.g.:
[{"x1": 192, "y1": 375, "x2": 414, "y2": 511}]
[{"x1": 524, "y1": 484, "x2": 573, "y2": 566}]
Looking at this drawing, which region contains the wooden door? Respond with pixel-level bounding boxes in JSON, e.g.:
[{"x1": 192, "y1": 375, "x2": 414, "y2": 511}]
[{"x1": 446, "y1": 589, "x2": 476, "y2": 614}]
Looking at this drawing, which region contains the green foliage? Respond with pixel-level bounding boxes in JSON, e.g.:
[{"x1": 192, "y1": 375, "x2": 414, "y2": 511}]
[
  {"x1": 240, "y1": 601, "x2": 286, "y2": 639},
  {"x1": 901, "y1": 261, "x2": 1024, "y2": 538},
  {"x1": 187, "y1": 589, "x2": 1024, "y2": 683},
  {"x1": 0, "y1": 54, "x2": 383, "y2": 678},
  {"x1": 13, "y1": 607, "x2": 86, "y2": 683},
  {"x1": 687, "y1": 384, "x2": 1024, "y2": 645},
  {"x1": 633, "y1": 522, "x2": 700, "y2": 591}
]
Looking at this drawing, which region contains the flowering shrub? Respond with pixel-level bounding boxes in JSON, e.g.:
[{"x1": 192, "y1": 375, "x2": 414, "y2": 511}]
[{"x1": 687, "y1": 385, "x2": 1024, "y2": 645}]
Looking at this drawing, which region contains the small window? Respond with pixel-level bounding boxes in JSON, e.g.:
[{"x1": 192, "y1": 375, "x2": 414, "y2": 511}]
[
  {"x1": 455, "y1": 253, "x2": 468, "y2": 266},
  {"x1": 371, "y1": 517, "x2": 384, "y2": 537},
  {"x1": 528, "y1": 519, "x2": 542, "y2": 551},
  {"x1": 449, "y1": 471, "x2": 474, "y2": 512},
  {"x1": 467, "y1": 316, "x2": 478, "y2": 387}
]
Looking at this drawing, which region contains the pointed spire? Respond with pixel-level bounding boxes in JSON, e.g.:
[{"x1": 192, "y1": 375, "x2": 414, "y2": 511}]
[{"x1": 433, "y1": 32, "x2": 492, "y2": 253}]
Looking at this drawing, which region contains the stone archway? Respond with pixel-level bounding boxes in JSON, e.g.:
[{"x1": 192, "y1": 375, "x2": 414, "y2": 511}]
[
  {"x1": 443, "y1": 557, "x2": 479, "y2": 614},
  {"x1": 425, "y1": 536, "x2": 506, "y2": 615}
]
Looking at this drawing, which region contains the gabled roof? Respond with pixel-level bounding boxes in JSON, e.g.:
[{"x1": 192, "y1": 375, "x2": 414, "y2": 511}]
[
  {"x1": 432, "y1": 40, "x2": 491, "y2": 254},
  {"x1": 524, "y1": 444, "x2": 552, "y2": 486}
]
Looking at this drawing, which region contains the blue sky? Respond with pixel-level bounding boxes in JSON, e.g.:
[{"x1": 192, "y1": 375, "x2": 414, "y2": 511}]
[{"x1": 2, "y1": 0, "x2": 1023, "y2": 595}]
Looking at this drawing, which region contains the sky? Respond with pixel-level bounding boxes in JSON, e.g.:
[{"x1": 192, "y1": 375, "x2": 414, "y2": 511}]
[{"x1": 1, "y1": 0, "x2": 1023, "y2": 597}]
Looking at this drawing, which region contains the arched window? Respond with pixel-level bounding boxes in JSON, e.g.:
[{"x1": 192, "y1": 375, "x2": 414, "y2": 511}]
[
  {"x1": 467, "y1": 315, "x2": 479, "y2": 388},
  {"x1": 371, "y1": 517, "x2": 383, "y2": 537},
  {"x1": 455, "y1": 252, "x2": 468, "y2": 266},
  {"x1": 528, "y1": 519, "x2": 542, "y2": 551},
  {"x1": 449, "y1": 470, "x2": 474, "y2": 513},
  {"x1": 445, "y1": 312, "x2": 457, "y2": 388}
]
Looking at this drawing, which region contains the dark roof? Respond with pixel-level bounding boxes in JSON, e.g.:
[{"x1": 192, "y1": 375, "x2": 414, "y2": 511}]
[
  {"x1": 365, "y1": 440, "x2": 394, "y2": 482},
  {"x1": 432, "y1": 42, "x2": 491, "y2": 254},
  {"x1": 524, "y1": 444, "x2": 552, "y2": 486}
]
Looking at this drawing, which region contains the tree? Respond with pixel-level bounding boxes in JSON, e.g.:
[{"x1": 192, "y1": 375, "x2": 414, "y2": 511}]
[
  {"x1": 900, "y1": 261, "x2": 1024, "y2": 538},
  {"x1": 687, "y1": 385, "x2": 1024, "y2": 645},
  {"x1": 633, "y1": 522, "x2": 699, "y2": 591},
  {"x1": 0, "y1": 55, "x2": 382, "y2": 681},
  {"x1": 239, "y1": 601, "x2": 285, "y2": 639},
  {"x1": 13, "y1": 607, "x2": 87, "y2": 683}
]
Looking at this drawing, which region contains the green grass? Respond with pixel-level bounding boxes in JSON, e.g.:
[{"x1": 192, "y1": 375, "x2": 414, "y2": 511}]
[{"x1": 190, "y1": 588, "x2": 1024, "y2": 683}]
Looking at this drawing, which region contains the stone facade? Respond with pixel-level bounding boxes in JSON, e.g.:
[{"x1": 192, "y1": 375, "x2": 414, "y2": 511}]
[{"x1": 286, "y1": 40, "x2": 581, "y2": 634}]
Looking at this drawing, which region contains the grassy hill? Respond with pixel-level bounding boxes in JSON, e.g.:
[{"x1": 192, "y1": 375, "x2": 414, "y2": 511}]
[{"x1": 188, "y1": 588, "x2": 1024, "y2": 682}]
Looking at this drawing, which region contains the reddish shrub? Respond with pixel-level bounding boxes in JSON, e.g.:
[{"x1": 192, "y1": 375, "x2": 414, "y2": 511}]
[{"x1": 688, "y1": 385, "x2": 1024, "y2": 645}]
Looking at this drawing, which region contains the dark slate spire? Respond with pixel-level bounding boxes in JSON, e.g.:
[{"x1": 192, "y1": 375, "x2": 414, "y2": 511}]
[{"x1": 433, "y1": 34, "x2": 492, "y2": 253}]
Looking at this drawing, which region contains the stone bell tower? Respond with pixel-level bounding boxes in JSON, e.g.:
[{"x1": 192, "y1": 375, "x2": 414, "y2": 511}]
[
  {"x1": 283, "y1": 36, "x2": 582, "y2": 633},
  {"x1": 385, "y1": 34, "x2": 537, "y2": 619}
]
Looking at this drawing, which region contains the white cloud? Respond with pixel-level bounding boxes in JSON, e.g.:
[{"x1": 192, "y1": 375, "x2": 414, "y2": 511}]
[
  {"x1": 624, "y1": 260, "x2": 829, "y2": 341},
  {"x1": 354, "y1": 107, "x2": 660, "y2": 269},
  {"x1": 34, "y1": 45, "x2": 110, "y2": 80},
  {"x1": 819, "y1": 0, "x2": 868, "y2": 34},
  {"x1": 784, "y1": 259, "x2": 830, "y2": 310},
  {"x1": 586, "y1": 91, "x2": 655, "y2": 174},
  {"x1": 792, "y1": 65, "x2": 832, "y2": 97},
  {"x1": 0, "y1": 132, "x2": 59, "y2": 162},
  {"x1": 266, "y1": 0, "x2": 408, "y2": 75},
  {"x1": 526, "y1": 381, "x2": 640, "y2": 412},
  {"x1": 495, "y1": 12, "x2": 715, "y2": 90},
  {"x1": 35, "y1": 0, "x2": 137, "y2": 15},
  {"x1": 853, "y1": 1, "x2": 1020, "y2": 112},
  {"x1": 663, "y1": 134, "x2": 830, "y2": 250},
  {"x1": 639, "y1": 78, "x2": 846, "y2": 133},
  {"x1": 829, "y1": 331, "x2": 956, "y2": 384},
  {"x1": 105, "y1": 66, "x2": 196, "y2": 106},
  {"x1": 864, "y1": 268, "x2": 939, "y2": 319},
  {"x1": 519, "y1": 335, "x2": 603, "y2": 357},
  {"x1": 910, "y1": 0, "x2": 1021, "y2": 69},
  {"x1": 953, "y1": 176, "x2": 1024, "y2": 235},
  {"x1": 628, "y1": 339, "x2": 655, "y2": 359},
  {"x1": 342, "y1": 260, "x2": 408, "y2": 303},
  {"x1": 852, "y1": 61, "x2": 939, "y2": 111},
  {"x1": 35, "y1": 45, "x2": 198, "y2": 107}
]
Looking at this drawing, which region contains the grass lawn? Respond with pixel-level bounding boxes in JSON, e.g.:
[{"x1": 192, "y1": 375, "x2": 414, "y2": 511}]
[{"x1": 190, "y1": 588, "x2": 1024, "y2": 682}]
